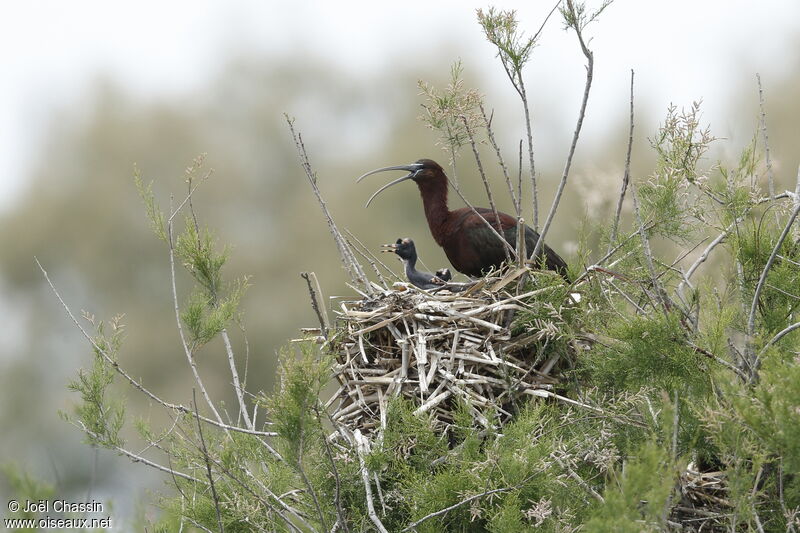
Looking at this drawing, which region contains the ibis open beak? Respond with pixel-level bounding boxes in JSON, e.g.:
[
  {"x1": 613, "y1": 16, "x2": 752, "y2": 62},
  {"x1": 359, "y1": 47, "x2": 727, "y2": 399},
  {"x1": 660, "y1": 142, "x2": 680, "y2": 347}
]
[
  {"x1": 380, "y1": 242, "x2": 399, "y2": 254},
  {"x1": 357, "y1": 163, "x2": 424, "y2": 208}
]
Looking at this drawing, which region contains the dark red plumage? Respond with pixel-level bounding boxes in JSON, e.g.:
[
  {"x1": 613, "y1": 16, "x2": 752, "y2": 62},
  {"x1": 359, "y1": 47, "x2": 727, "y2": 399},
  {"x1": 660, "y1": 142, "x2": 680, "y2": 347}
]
[{"x1": 359, "y1": 159, "x2": 569, "y2": 278}]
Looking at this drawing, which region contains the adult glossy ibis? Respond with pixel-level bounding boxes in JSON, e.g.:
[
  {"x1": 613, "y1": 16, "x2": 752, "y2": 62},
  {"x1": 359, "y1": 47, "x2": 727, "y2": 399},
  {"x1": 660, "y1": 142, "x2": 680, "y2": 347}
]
[
  {"x1": 359, "y1": 159, "x2": 569, "y2": 279},
  {"x1": 381, "y1": 238, "x2": 450, "y2": 290}
]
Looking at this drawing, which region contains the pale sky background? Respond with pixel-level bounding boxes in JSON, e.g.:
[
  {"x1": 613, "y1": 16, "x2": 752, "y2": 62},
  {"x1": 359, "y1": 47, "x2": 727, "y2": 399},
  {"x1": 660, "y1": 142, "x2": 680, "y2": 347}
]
[{"x1": 1, "y1": 0, "x2": 799, "y2": 212}]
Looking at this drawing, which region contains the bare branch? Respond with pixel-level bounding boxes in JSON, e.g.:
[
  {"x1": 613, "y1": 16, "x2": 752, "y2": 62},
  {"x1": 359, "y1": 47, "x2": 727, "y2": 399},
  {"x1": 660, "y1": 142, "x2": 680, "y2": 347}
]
[
  {"x1": 316, "y1": 405, "x2": 350, "y2": 533},
  {"x1": 609, "y1": 69, "x2": 635, "y2": 249},
  {"x1": 74, "y1": 421, "x2": 200, "y2": 483},
  {"x1": 447, "y1": 145, "x2": 518, "y2": 259},
  {"x1": 301, "y1": 272, "x2": 330, "y2": 337},
  {"x1": 355, "y1": 431, "x2": 389, "y2": 533},
  {"x1": 553, "y1": 455, "x2": 604, "y2": 503},
  {"x1": 344, "y1": 229, "x2": 401, "y2": 286},
  {"x1": 462, "y1": 115, "x2": 510, "y2": 263},
  {"x1": 756, "y1": 73, "x2": 775, "y2": 199},
  {"x1": 481, "y1": 104, "x2": 518, "y2": 215},
  {"x1": 795, "y1": 164, "x2": 800, "y2": 243},
  {"x1": 285, "y1": 115, "x2": 372, "y2": 295},
  {"x1": 532, "y1": 0, "x2": 595, "y2": 260},
  {"x1": 36, "y1": 258, "x2": 280, "y2": 440},
  {"x1": 676, "y1": 220, "x2": 736, "y2": 304}
]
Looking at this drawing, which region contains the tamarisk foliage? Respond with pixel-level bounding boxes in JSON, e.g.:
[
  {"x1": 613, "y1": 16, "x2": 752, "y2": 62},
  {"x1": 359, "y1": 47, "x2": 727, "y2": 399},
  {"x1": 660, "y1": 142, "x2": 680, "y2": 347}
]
[{"x1": 41, "y1": 3, "x2": 800, "y2": 532}]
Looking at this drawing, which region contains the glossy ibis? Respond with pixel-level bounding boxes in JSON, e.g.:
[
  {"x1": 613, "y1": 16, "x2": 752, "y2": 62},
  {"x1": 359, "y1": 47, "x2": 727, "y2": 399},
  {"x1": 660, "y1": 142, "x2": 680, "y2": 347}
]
[
  {"x1": 381, "y1": 238, "x2": 450, "y2": 290},
  {"x1": 359, "y1": 159, "x2": 569, "y2": 279}
]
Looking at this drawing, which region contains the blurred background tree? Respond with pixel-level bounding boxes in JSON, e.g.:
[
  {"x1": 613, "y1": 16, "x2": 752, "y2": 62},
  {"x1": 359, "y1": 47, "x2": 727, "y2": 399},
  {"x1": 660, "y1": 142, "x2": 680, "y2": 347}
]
[{"x1": 1, "y1": 1, "x2": 799, "y2": 527}]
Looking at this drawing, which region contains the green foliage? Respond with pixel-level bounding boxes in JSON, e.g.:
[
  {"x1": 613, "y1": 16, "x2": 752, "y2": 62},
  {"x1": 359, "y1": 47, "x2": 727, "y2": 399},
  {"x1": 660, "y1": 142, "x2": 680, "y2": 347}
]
[
  {"x1": 62, "y1": 314, "x2": 126, "y2": 448},
  {"x1": 584, "y1": 440, "x2": 675, "y2": 532},
  {"x1": 734, "y1": 214, "x2": 800, "y2": 335},
  {"x1": 699, "y1": 354, "x2": 800, "y2": 531},
  {"x1": 639, "y1": 102, "x2": 716, "y2": 239},
  {"x1": 560, "y1": 0, "x2": 615, "y2": 32},
  {"x1": 181, "y1": 277, "x2": 248, "y2": 348},
  {"x1": 267, "y1": 343, "x2": 333, "y2": 465},
  {"x1": 584, "y1": 311, "x2": 710, "y2": 396},
  {"x1": 418, "y1": 61, "x2": 483, "y2": 155},
  {"x1": 134, "y1": 164, "x2": 167, "y2": 242},
  {"x1": 477, "y1": 7, "x2": 536, "y2": 75},
  {"x1": 176, "y1": 219, "x2": 229, "y2": 299},
  {"x1": 1, "y1": 466, "x2": 55, "y2": 521}
]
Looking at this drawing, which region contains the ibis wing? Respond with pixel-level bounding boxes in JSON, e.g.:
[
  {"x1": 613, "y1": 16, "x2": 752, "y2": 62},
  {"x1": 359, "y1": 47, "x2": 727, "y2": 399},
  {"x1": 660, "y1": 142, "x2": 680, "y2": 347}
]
[
  {"x1": 523, "y1": 225, "x2": 569, "y2": 278},
  {"x1": 448, "y1": 208, "x2": 517, "y2": 276}
]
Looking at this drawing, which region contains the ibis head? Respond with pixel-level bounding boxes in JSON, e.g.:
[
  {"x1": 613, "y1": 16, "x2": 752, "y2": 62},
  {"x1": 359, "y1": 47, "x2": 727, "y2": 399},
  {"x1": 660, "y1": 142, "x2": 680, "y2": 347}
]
[{"x1": 357, "y1": 159, "x2": 445, "y2": 208}]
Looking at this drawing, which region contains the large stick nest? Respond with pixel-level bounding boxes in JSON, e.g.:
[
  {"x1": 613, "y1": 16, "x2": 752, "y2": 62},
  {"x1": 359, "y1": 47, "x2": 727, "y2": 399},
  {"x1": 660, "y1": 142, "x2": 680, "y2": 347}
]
[{"x1": 323, "y1": 266, "x2": 583, "y2": 438}]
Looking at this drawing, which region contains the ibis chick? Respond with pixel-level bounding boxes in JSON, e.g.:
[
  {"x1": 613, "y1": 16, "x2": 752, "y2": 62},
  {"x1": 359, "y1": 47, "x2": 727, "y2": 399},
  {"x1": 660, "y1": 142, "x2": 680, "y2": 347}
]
[{"x1": 382, "y1": 238, "x2": 449, "y2": 290}]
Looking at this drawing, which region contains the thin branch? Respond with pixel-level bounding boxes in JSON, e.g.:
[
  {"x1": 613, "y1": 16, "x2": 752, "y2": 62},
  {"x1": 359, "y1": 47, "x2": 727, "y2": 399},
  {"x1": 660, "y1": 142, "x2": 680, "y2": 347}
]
[
  {"x1": 301, "y1": 272, "x2": 329, "y2": 337},
  {"x1": 343, "y1": 232, "x2": 393, "y2": 289},
  {"x1": 241, "y1": 470, "x2": 309, "y2": 533},
  {"x1": 521, "y1": 76, "x2": 539, "y2": 230},
  {"x1": 166, "y1": 194, "x2": 225, "y2": 427},
  {"x1": 315, "y1": 405, "x2": 350, "y2": 533},
  {"x1": 183, "y1": 178, "x2": 252, "y2": 432},
  {"x1": 221, "y1": 329, "x2": 253, "y2": 430},
  {"x1": 758, "y1": 321, "x2": 800, "y2": 356},
  {"x1": 168, "y1": 411, "x2": 305, "y2": 532},
  {"x1": 532, "y1": 0, "x2": 594, "y2": 260},
  {"x1": 286, "y1": 115, "x2": 372, "y2": 295},
  {"x1": 74, "y1": 421, "x2": 200, "y2": 483},
  {"x1": 756, "y1": 74, "x2": 775, "y2": 199},
  {"x1": 630, "y1": 186, "x2": 669, "y2": 313},
  {"x1": 344, "y1": 229, "x2": 398, "y2": 280},
  {"x1": 447, "y1": 146, "x2": 518, "y2": 260},
  {"x1": 355, "y1": 431, "x2": 389, "y2": 533},
  {"x1": 671, "y1": 390, "x2": 679, "y2": 461},
  {"x1": 795, "y1": 164, "x2": 800, "y2": 243},
  {"x1": 748, "y1": 201, "x2": 800, "y2": 375},
  {"x1": 36, "y1": 258, "x2": 278, "y2": 440},
  {"x1": 462, "y1": 114, "x2": 510, "y2": 263},
  {"x1": 553, "y1": 455, "x2": 604, "y2": 503},
  {"x1": 193, "y1": 390, "x2": 225, "y2": 533},
  {"x1": 533, "y1": 0, "x2": 566, "y2": 42},
  {"x1": 295, "y1": 418, "x2": 329, "y2": 532},
  {"x1": 685, "y1": 223, "x2": 734, "y2": 281},
  {"x1": 481, "y1": 104, "x2": 519, "y2": 215},
  {"x1": 676, "y1": 221, "x2": 736, "y2": 306},
  {"x1": 690, "y1": 343, "x2": 749, "y2": 382},
  {"x1": 517, "y1": 140, "x2": 524, "y2": 217},
  {"x1": 609, "y1": 69, "x2": 634, "y2": 249}
]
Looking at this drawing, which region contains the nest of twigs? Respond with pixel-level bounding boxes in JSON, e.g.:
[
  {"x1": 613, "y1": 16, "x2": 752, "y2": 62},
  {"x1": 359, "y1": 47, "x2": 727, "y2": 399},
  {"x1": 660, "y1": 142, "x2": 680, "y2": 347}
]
[
  {"x1": 670, "y1": 464, "x2": 735, "y2": 532},
  {"x1": 322, "y1": 266, "x2": 582, "y2": 438}
]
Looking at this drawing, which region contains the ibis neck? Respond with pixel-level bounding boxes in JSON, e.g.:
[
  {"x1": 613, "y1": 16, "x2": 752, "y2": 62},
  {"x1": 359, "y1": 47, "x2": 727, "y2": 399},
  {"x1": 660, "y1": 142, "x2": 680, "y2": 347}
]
[
  {"x1": 417, "y1": 176, "x2": 450, "y2": 245},
  {"x1": 402, "y1": 258, "x2": 416, "y2": 277}
]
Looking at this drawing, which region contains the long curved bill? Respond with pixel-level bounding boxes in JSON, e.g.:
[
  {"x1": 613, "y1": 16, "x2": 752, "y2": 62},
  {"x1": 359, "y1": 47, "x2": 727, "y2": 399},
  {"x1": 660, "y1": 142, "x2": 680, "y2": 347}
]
[{"x1": 357, "y1": 163, "x2": 423, "y2": 208}]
